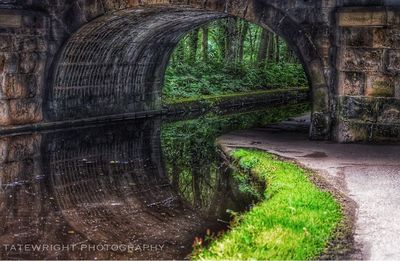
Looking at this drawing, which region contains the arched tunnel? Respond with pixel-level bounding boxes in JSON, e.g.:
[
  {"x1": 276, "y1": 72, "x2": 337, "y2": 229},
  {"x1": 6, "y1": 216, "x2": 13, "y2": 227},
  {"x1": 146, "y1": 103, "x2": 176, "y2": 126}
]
[
  {"x1": 47, "y1": 8, "x2": 227, "y2": 120},
  {"x1": 46, "y1": 5, "x2": 331, "y2": 139}
]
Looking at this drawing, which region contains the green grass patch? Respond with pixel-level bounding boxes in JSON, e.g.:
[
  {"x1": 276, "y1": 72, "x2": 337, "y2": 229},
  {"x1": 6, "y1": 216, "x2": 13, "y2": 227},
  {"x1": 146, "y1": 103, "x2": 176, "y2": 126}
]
[
  {"x1": 163, "y1": 88, "x2": 308, "y2": 105},
  {"x1": 194, "y1": 149, "x2": 342, "y2": 260}
]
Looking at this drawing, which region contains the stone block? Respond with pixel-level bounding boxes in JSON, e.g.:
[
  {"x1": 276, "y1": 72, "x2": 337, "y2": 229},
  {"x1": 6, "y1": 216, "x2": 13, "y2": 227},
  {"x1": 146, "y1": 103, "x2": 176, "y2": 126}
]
[
  {"x1": 0, "y1": 53, "x2": 19, "y2": 74},
  {"x1": 19, "y1": 52, "x2": 39, "y2": 74},
  {"x1": 338, "y1": 96, "x2": 378, "y2": 123},
  {"x1": 225, "y1": 0, "x2": 250, "y2": 16},
  {"x1": 341, "y1": 27, "x2": 373, "y2": 47},
  {"x1": 317, "y1": 36, "x2": 331, "y2": 62},
  {"x1": 0, "y1": 14, "x2": 22, "y2": 28},
  {"x1": 387, "y1": 10, "x2": 400, "y2": 25},
  {"x1": 336, "y1": 120, "x2": 371, "y2": 143},
  {"x1": 9, "y1": 98, "x2": 42, "y2": 125},
  {"x1": 0, "y1": 137, "x2": 9, "y2": 163},
  {"x1": 377, "y1": 98, "x2": 400, "y2": 124},
  {"x1": 308, "y1": 59, "x2": 326, "y2": 86},
  {"x1": 15, "y1": 36, "x2": 38, "y2": 52},
  {"x1": 387, "y1": 50, "x2": 400, "y2": 72},
  {"x1": 365, "y1": 74, "x2": 395, "y2": 97},
  {"x1": 310, "y1": 112, "x2": 330, "y2": 140},
  {"x1": 341, "y1": 48, "x2": 383, "y2": 72},
  {"x1": 338, "y1": 10, "x2": 386, "y2": 27},
  {"x1": 312, "y1": 85, "x2": 329, "y2": 112},
  {"x1": 0, "y1": 100, "x2": 10, "y2": 126},
  {"x1": 372, "y1": 28, "x2": 400, "y2": 49},
  {"x1": 1, "y1": 74, "x2": 38, "y2": 99},
  {"x1": 339, "y1": 71, "x2": 365, "y2": 96},
  {"x1": 371, "y1": 123, "x2": 400, "y2": 141},
  {"x1": 21, "y1": 14, "x2": 48, "y2": 29},
  {"x1": 0, "y1": 54, "x2": 4, "y2": 73},
  {"x1": 395, "y1": 76, "x2": 400, "y2": 98},
  {"x1": 0, "y1": 35, "x2": 13, "y2": 52}
]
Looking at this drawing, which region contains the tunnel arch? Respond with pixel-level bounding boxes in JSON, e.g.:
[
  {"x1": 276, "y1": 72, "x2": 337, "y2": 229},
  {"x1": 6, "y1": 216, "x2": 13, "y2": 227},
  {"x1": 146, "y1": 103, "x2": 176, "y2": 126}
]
[{"x1": 46, "y1": 3, "x2": 330, "y2": 139}]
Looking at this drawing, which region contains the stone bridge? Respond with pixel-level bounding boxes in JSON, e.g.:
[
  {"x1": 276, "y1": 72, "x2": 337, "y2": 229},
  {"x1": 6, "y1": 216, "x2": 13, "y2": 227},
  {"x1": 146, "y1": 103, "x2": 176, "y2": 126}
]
[{"x1": 1, "y1": 0, "x2": 400, "y2": 142}]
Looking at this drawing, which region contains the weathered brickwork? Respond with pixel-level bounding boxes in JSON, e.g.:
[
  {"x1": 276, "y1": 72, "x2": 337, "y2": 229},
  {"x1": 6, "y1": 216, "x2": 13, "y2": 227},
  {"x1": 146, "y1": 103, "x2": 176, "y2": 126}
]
[
  {"x1": 1, "y1": 0, "x2": 400, "y2": 142},
  {"x1": 337, "y1": 7, "x2": 400, "y2": 142},
  {"x1": 0, "y1": 9, "x2": 47, "y2": 126}
]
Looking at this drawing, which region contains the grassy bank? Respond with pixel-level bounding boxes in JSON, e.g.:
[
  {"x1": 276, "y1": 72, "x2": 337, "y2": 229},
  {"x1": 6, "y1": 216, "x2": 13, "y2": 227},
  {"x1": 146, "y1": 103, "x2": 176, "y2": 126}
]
[
  {"x1": 163, "y1": 88, "x2": 308, "y2": 105},
  {"x1": 194, "y1": 149, "x2": 342, "y2": 260},
  {"x1": 163, "y1": 88, "x2": 309, "y2": 118}
]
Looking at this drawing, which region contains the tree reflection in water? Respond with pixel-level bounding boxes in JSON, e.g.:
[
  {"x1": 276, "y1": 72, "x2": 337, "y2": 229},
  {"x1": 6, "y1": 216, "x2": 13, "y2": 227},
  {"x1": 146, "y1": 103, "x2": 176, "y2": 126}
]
[{"x1": 0, "y1": 115, "x2": 261, "y2": 260}]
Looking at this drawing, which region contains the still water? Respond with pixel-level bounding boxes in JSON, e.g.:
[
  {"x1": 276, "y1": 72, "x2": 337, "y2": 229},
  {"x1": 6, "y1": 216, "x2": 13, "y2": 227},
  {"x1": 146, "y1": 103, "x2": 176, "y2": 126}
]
[{"x1": 0, "y1": 104, "x2": 307, "y2": 260}]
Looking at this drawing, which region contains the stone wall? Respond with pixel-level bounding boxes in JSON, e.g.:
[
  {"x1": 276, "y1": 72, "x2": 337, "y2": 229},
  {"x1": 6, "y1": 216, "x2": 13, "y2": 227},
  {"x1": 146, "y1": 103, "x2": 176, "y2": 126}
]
[
  {"x1": 0, "y1": 9, "x2": 47, "y2": 126},
  {"x1": 336, "y1": 7, "x2": 400, "y2": 142}
]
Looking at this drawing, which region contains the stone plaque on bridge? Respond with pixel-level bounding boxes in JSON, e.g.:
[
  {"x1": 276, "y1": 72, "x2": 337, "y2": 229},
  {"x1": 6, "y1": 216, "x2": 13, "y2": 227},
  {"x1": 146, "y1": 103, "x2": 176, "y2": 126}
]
[
  {"x1": 338, "y1": 11, "x2": 386, "y2": 27},
  {"x1": 0, "y1": 14, "x2": 22, "y2": 27},
  {"x1": 0, "y1": 14, "x2": 22, "y2": 28}
]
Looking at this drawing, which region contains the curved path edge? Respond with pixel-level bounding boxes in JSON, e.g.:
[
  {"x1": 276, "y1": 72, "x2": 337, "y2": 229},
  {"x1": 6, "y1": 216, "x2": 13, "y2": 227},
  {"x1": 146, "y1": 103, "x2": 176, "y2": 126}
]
[{"x1": 216, "y1": 114, "x2": 400, "y2": 260}]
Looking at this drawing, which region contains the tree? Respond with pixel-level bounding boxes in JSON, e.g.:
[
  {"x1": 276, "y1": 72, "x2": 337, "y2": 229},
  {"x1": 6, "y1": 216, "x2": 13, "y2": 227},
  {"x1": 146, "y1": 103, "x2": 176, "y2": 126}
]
[
  {"x1": 257, "y1": 28, "x2": 270, "y2": 66},
  {"x1": 275, "y1": 34, "x2": 280, "y2": 63},
  {"x1": 189, "y1": 28, "x2": 200, "y2": 64},
  {"x1": 224, "y1": 17, "x2": 237, "y2": 64},
  {"x1": 237, "y1": 20, "x2": 249, "y2": 63},
  {"x1": 202, "y1": 26, "x2": 209, "y2": 62}
]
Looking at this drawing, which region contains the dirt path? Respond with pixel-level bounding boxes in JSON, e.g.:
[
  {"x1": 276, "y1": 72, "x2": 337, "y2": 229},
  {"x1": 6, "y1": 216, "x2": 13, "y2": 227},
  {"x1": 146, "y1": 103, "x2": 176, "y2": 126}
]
[{"x1": 217, "y1": 115, "x2": 400, "y2": 260}]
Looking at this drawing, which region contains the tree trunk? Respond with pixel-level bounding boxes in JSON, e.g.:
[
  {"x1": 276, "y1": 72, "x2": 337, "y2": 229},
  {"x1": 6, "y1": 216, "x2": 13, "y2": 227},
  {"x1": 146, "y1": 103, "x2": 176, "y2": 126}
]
[
  {"x1": 189, "y1": 28, "x2": 200, "y2": 64},
  {"x1": 275, "y1": 34, "x2": 280, "y2": 63},
  {"x1": 215, "y1": 20, "x2": 226, "y2": 61},
  {"x1": 257, "y1": 28, "x2": 270, "y2": 65},
  {"x1": 171, "y1": 162, "x2": 180, "y2": 192},
  {"x1": 268, "y1": 32, "x2": 274, "y2": 61},
  {"x1": 225, "y1": 17, "x2": 237, "y2": 64},
  {"x1": 191, "y1": 161, "x2": 202, "y2": 208},
  {"x1": 238, "y1": 21, "x2": 249, "y2": 64},
  {"x1": 202, "y1": 26, "x2": 209, "y2": 62}
]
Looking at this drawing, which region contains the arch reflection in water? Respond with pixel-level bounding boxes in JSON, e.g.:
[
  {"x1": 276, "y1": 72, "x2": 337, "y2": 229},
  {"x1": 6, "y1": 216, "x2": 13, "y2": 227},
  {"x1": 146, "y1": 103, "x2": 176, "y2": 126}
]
[{"x1": 0, "y1": 118, "x2": 257, "y2": 259}]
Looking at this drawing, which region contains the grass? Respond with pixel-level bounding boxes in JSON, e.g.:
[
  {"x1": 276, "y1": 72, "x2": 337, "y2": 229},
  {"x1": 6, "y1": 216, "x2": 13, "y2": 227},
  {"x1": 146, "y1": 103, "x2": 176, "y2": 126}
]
[
  {"x1": 163, "y1": 87, "x2": 308, "y2": 105},
  {"x1": 194, "y1": 149, "x2": 342, "y2": 260}
]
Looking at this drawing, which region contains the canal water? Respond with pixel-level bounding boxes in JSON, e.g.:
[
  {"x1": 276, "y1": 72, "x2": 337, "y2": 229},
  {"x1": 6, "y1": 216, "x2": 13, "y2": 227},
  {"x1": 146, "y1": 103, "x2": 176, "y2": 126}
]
[{"x1": 0, "y1": 104, "x2": 307, "y2": 260}]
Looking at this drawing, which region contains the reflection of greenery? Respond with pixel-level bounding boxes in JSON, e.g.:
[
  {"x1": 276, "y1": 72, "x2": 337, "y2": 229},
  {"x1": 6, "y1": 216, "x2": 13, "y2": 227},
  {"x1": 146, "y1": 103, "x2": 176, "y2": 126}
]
[
  {"x1": 161, "y1": 103, "x2": 310, "y2": 211},
  {"x1": 195, "y1": 149, "x2": 342, "y2": 260},
  {"x1": 231, "y1": 170, "x2": 263, "y2": 201}
]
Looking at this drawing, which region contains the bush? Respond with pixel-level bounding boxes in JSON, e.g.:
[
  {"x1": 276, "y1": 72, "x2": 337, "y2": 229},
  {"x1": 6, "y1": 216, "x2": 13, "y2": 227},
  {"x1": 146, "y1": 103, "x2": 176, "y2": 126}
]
[{"x1": 163, "y1": 61, "x2": 308, "y2": 100}]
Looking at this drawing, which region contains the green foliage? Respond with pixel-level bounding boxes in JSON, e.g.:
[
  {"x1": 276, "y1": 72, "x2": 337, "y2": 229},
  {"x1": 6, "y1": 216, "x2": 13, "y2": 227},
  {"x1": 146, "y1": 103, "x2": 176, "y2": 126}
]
[
  {"x1": 194, "y1": 149, "x2": 342, "y2": 260},
  {"x1": 163, "y1": 18, "x2": 308, "y2": 100},
  {"x1": 231, "y1": 170, "x2": 264, "y2": 201},
  {"x1": 161, "y1": 104, "x2": 310, "y2": 209},
  {"x1": 238, "y1": 156, "x2": 259, "y2": 171},
  {"x1": 264, "y1": 63, "x2": 308, "y2": 88}
]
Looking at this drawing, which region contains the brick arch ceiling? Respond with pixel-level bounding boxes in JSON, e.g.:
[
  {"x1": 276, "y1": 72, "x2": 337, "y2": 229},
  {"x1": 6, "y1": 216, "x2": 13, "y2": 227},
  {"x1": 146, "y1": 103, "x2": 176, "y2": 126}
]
[{"x1": 47, "y1": 7, "x2": 226, "y2": 121}]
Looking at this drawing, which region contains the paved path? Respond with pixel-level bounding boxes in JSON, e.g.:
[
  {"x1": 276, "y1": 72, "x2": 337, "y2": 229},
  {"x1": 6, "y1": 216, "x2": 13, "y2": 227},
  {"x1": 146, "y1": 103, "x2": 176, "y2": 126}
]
[{"x1": 217, "y1": 115, "x2": 400, "y2": 260}]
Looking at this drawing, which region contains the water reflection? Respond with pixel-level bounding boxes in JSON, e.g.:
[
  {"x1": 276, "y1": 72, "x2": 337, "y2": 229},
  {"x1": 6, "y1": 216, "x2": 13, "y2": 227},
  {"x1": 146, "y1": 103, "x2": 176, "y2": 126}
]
[{"x1": 0, "y1": 118, "x2": 256, "y2": 260}]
